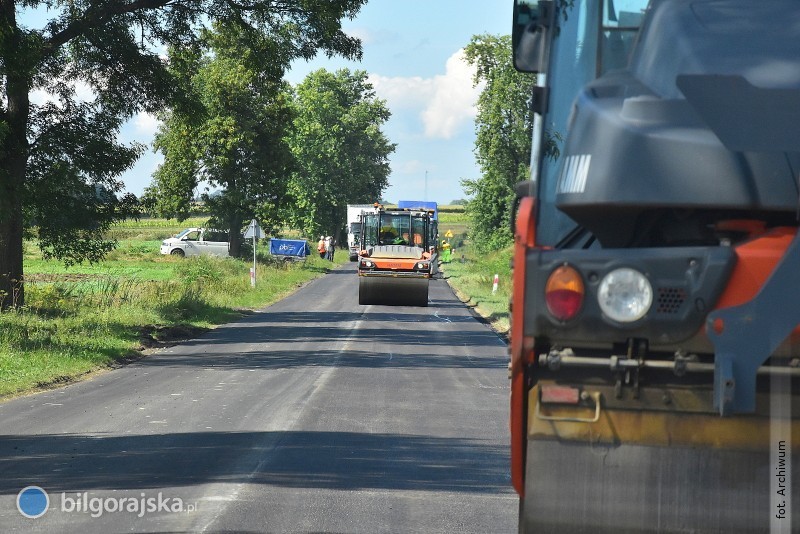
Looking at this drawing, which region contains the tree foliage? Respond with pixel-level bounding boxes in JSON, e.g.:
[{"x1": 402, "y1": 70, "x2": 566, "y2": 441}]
[
  {"x1": 144, "y1": 23, "x2": 297, "y2": 257},
  {"x1": 0, "y1": 0, "x2": 366, "y2": 307},
  {"x1": 462, "y1": 34, "x2": 536, "y2": 252},
  {"x1": 288, "y1": 69, "x2": 395, "y2": 240}
]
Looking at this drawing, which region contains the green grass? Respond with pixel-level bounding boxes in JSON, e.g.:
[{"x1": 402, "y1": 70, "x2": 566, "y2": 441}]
[
  {"x1": 2, "y1": 207, "x2": 503, "y2": 398},
  {"x1": 1, "y1": 235, "x2": 343, "y2": 398},
  {"x1": 440, "y1": 244, "x2": 512, "y2": 336}
]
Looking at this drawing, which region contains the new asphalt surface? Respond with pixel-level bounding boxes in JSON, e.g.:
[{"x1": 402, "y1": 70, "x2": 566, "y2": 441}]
[{"x1": 0, "y1": 263, "x2": 516, "y2": 533}]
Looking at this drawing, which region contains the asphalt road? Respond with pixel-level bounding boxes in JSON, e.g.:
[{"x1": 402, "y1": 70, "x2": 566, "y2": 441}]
[{"x1": 0, "y1": 263, "x2": 516, "y2": 533}]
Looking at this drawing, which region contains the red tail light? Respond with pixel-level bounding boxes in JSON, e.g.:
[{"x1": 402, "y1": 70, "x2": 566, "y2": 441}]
[{"x1": 545, "y1": 265, "x2": 584, "y2": 321}]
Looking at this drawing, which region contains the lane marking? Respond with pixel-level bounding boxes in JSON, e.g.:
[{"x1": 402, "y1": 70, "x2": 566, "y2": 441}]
[
  {"x1": 198, "y1": 313, "x2": 370, "y2": 533},
  {"x1": 433, "y1": 311, "x2": 452, "y2": 323}
]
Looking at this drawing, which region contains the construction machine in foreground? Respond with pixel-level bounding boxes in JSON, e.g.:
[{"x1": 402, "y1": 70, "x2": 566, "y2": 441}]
[
  {"x1": 357, "y1": 204, "x2": 438, "y2": 306},
  {"x1": 510, "y1": 1, "x2": 800, "y2": 531}
]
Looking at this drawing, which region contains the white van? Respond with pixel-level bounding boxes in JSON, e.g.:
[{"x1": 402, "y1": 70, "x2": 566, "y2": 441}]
[{"x1": 160, "y1": 228, "x2": 231, "y2": 257}]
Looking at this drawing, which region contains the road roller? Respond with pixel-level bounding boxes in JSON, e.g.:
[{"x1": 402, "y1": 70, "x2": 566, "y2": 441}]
[
  {"x1": 357, "y1": 204, "x2": 438, "y2": 306},
  {"x1": 510, "y1": 1, "x2": 800, "y2": 531}
]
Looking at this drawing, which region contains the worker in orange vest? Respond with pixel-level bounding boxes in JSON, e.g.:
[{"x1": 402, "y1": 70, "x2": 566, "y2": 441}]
[{"x1": 317, "y1": 236, "x2": 326, "y2": 259}]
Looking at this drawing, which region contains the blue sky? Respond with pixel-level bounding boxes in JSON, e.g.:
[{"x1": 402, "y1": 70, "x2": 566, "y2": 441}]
[{"x1": 28, "y1": 1, "x2": 513, "y2": 205}]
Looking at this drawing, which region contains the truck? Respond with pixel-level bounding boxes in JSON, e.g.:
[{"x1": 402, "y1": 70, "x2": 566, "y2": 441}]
[
  {"x1": 357, "y1": 203, "x2": 438, "y2": 306},
  {"x1": 509, "y1": 1, "x2": 799, "y2": 532},
  {"x1": 347, "y1": 204, "x2": 375, "y2": 261}
]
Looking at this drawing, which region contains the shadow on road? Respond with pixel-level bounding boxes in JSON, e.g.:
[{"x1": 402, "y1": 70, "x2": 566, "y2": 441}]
[
  {"x1": 240, "y1": 311, "x2": 476, "y2": 324},
  {"x1": 319, "y1": 268, "x2": 356, "y2": 275},
  {"x1": 168, "y1": 310, "x2": 503, "y2": 351},
  {"x1": 141, "y1": 347, "x2": 506, "y2": 370},
  {"x1": 0, "y1": 431, "x2": 511, "y2": 495}
]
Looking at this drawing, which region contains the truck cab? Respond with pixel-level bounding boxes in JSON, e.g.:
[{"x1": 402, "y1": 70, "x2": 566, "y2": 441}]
[{"x1": 347, "y1": 204, "x2": 375, "y2": 261}]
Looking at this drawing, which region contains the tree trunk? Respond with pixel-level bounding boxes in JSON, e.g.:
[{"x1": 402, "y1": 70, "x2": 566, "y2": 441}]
[
  {"x1": 0, "y1": 5, "x2": 31, "y2": 309},
  {"x1": 228, "y1": 215, "x2": 244, "y2": 258},
  {"x1": 0, "y1": 122, "x2": 29, "y2": 309},
  {"x1": 0, "y1": 177, "x2": 25, "y2": 310},
  {"x1": 221, "y1": 169, "x2": 244, "y2": 258}
]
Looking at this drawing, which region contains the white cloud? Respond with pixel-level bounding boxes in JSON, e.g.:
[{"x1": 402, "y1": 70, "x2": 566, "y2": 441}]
[
  {"x1": 368, "y1": 73, "x2": 434, "y2": 110},
  {"x1": 421, "y1": 50, "x2": 481, "y2": 139},
  {"x1": 29, "y1": 80, "x2": 95, "y2": 107},
  {"x1": 28, "y1": 89, "x2": 52, "y2": 107},
  {"x1": 72, "y1": 80, "x2": 94, "y2": 102},
  {"x1": 134, "y1": 112, "x2": 161, "y2": 137},
  {"x1": 367, "y1": 49, "x2": 481, "y2": 140},
  {"x1": 345, "y1": 27, "x2": 376, "y2": 45}
]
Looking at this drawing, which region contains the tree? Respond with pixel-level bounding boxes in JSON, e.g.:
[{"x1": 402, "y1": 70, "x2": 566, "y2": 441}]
[
  {"x1": 0, "y1": 0, "x2": 366, "y2": 309},
  {"x1": 144, "y1": 23, "x2": 296, "y2": 257},
  {"x1": 462, "y1": 34, "x2": 536, "y2": 252},
  {"x1": 288, "y1": 69, "x2": 395, "y2": 240}
]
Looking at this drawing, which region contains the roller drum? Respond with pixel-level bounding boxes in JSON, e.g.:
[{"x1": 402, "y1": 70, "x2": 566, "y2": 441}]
[
  {"x1": 520, "y1": 438, "x2": 798, "y2": 533},
  {"x1": 358, "y1": 276, "x2": 429, "y2": 306}
]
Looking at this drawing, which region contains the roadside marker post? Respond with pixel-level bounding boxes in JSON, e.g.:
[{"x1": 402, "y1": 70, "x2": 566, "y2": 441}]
[
  {"x1": 492, "y1": 274, "x2": 499, "y2": 294},
  {"x1": 244, "y1": 219, "x2": 263, "y2": 288}
]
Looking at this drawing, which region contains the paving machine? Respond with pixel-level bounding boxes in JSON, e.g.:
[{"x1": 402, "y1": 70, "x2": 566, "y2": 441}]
[
  {"x1": 357, "y1": 204, "x2": 438, "y2": 306},
  {"x1": 510, "y1": 1, "x2": 800, "y2": 532}
]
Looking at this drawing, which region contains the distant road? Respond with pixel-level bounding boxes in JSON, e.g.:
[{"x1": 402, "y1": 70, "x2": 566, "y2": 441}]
[{"x1": 0, "y1": 263, "x2": 516, "y2": 533}]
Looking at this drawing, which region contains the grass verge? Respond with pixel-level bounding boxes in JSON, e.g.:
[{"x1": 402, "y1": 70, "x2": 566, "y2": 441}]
[
  {"x1": 440, "y1": 244, "x2": 512, "y2": 338},
  {"x1": 0, "y1": 243, "x2": 344, "y2": 398}
]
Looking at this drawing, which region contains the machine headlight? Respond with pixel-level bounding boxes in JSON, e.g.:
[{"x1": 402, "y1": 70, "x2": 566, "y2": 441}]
[
  {"x1": 361, "y1": 260, "x2": 373, "y2": 268},
  {"x1": 597, "y1": 268, "x2": 652, "y2": 323},
  {"x1": 416, "y1": 262, "x2": 429, "y2": 270}
]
